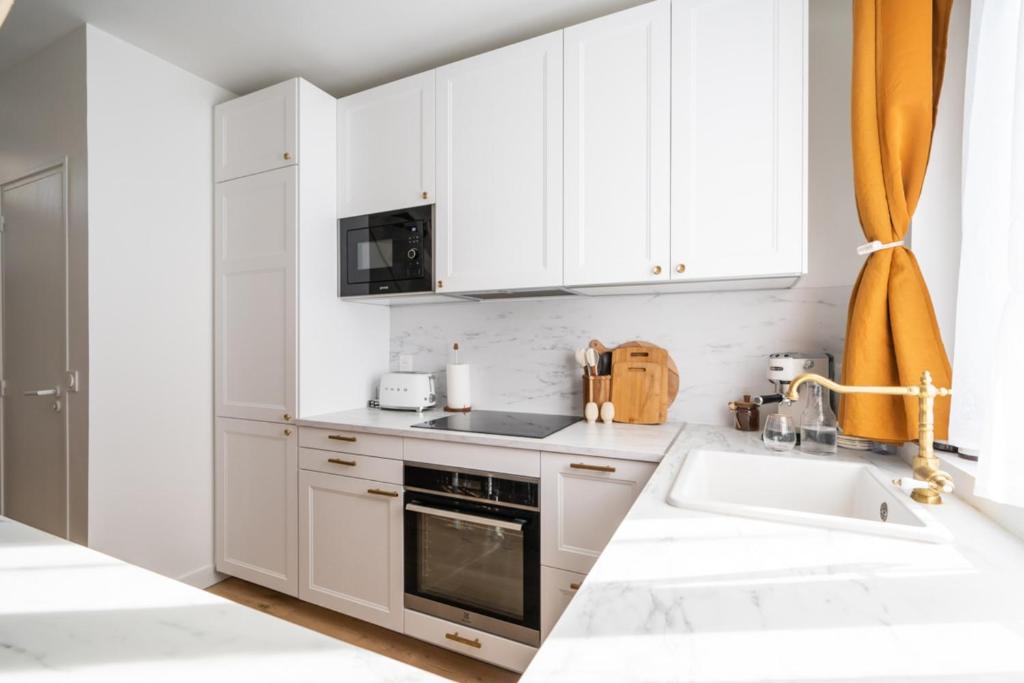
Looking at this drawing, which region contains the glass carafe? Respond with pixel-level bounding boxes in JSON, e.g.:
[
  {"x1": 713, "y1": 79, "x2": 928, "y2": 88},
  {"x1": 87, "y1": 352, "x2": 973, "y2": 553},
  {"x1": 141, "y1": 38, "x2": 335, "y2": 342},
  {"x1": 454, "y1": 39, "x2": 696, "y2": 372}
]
[{"x1": 800, "y1": 384, "x2": 837, "y2": 454}]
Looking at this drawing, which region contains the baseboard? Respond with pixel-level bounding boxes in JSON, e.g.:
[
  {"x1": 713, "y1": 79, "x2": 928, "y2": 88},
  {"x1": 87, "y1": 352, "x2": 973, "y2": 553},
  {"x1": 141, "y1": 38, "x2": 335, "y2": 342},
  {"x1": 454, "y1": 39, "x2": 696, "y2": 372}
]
[{"x1": 177, "y1": 563, "x2": 226, "y2": 589}]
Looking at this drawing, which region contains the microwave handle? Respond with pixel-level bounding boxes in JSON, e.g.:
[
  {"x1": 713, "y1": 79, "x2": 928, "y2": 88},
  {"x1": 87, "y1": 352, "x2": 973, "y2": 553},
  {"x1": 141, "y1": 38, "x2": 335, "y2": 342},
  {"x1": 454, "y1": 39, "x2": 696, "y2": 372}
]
[{"x1": 405, "y1": 503, "x2": 524, "y2": 532}]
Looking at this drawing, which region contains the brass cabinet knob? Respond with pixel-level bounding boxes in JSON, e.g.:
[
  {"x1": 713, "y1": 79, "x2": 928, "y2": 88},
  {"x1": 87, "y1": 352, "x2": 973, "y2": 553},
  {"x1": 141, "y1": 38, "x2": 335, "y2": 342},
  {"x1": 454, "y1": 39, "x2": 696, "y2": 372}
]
[
  {"x1": 283, "y1": 428, "x2": 292, "y2": 436},
  {"x1": 421, "y1": 191, "x2": 429, "y2": 200},
  {"x1": 437, "y1": 280, "x2": 444, "y2": 289},
  {"x1": 283, "y1": 413, "x2": 292, "y2": 421},
  {"x1": 652, "y1": 265, "x2": 662, "y2": 275},
  {"x1": 676, "y1": 263, "x2": 686, "y2": 274},
  {"x1": 283, "y1": 152, "x2": 292, "y2": 160}
]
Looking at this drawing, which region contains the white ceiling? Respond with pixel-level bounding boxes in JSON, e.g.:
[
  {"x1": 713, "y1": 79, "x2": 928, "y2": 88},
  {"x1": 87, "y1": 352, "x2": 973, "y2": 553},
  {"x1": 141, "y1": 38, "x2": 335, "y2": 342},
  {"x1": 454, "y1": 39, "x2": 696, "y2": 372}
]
[{"x1": 0, "y1": 0, "x2": 647, "y2": 97}]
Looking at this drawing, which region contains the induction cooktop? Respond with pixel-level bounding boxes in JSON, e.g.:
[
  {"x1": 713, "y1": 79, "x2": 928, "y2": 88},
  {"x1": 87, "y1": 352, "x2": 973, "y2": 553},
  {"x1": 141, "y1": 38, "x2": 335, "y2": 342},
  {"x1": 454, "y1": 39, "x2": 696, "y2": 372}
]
[{"x1": 412, "y1": 410, "x2": 580, "y2": 439}]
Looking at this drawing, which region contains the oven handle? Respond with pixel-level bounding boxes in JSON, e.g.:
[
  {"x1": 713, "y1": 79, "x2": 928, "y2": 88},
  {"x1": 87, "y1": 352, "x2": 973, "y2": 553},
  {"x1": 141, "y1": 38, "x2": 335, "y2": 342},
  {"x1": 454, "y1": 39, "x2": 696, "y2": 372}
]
[{"x1": 405, "y1": 503, "x2": 524, "y2": 532}]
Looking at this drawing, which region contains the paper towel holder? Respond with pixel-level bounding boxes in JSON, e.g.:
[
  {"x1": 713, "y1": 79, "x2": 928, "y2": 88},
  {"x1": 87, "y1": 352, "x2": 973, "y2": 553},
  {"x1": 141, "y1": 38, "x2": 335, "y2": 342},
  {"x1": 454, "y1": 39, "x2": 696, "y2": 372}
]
[{"x1": 445, "y1": 342, "x2": 472, "y2": 412}]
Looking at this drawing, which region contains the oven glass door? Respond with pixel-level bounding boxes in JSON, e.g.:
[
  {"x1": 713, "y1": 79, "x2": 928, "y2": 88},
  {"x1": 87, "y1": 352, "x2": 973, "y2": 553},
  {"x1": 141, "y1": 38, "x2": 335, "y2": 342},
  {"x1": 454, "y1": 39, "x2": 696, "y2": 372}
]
[{"x1": 405, "y1": 491, "x2": 539, "y2": 637}]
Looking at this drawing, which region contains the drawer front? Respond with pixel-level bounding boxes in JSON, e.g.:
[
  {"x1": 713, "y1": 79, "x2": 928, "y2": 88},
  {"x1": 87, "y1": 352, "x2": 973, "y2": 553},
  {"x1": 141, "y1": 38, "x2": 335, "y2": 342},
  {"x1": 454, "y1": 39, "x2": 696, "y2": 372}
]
[
  {"x1": 541, "y1": 565, "x2": 586, "y2": 641},
  {"x1": 403, "y1": 609, "x2": 537, "y2": 674},
  {"x1": 404, "y1": 438, "x2": 540, "y2": 478},
  {"x1": 299, "y1": 427, "x2": 402, "y2": 459},
  {"x1": 299, "y1": 447, "x2": 402, "y2": 485}
]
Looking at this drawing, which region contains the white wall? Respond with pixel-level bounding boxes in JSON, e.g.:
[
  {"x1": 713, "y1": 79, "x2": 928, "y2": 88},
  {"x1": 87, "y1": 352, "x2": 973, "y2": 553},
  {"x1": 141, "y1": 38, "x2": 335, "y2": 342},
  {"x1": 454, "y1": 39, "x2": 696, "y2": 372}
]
[
  {"x1": 0, "y1": 27, "x2": 90, "y2": 544},
  {"x1": 85, "y1": 26, "x2": 233, "y2": 586}
]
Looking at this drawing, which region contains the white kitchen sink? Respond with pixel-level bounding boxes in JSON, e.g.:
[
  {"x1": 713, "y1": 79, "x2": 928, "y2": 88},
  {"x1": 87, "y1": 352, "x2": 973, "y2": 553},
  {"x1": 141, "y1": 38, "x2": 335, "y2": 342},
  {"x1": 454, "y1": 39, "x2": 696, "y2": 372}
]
[{"x1": 667, "y1": 449, "x2": 953, "y2": 543}]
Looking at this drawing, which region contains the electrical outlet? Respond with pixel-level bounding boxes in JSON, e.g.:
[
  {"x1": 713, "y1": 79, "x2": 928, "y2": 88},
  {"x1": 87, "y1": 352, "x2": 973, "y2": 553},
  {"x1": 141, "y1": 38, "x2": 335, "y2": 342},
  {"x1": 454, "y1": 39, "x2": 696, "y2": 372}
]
[{"x1": 399, "y1": 354, "x2": 414, "y2": 372}]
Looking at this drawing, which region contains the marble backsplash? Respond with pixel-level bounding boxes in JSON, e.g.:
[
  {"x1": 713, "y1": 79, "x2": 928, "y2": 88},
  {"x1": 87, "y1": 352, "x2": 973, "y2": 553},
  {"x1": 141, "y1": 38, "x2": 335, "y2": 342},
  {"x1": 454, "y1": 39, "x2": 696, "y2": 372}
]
[{"x1": 389, "y1": 284, "x2": 851, "y2": 426}]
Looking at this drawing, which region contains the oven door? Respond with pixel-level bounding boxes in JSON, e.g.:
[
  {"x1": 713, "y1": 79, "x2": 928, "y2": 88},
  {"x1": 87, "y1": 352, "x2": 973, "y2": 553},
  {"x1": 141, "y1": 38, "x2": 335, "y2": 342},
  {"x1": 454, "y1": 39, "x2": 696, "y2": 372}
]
[{"x1": 404, "y1": 490, "x2": 540, "y2": 646}]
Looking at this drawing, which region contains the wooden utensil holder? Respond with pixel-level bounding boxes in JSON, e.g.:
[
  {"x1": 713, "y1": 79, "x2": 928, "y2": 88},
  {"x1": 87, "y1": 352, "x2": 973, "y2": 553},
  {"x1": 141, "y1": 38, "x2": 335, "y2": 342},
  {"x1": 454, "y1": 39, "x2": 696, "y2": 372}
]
[{"x1": 583, "y1": 374, "x2": 611, "y2": 412}]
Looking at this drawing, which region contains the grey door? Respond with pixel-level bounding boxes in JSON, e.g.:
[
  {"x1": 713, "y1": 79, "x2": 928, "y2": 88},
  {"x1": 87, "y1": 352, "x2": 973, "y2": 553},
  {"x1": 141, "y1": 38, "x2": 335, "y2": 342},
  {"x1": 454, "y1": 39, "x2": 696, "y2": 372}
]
[{"x1": 1, "y1": 166, "x2": 68, "y2": 538}]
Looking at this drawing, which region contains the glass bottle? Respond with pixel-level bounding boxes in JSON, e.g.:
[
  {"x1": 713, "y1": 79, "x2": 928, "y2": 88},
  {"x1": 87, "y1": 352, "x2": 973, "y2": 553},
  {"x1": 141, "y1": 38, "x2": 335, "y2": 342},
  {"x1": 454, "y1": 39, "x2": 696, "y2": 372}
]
[{"x1": 800, "y1": 384, "x2": 837, "y2": 454}]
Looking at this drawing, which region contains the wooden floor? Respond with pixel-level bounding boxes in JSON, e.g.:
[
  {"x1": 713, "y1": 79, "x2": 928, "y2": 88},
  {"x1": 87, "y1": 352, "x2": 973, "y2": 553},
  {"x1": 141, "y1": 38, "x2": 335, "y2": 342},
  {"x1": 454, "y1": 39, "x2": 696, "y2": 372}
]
[{"x1": 208, "y1": 578, "x2": 520, "y2": 683}]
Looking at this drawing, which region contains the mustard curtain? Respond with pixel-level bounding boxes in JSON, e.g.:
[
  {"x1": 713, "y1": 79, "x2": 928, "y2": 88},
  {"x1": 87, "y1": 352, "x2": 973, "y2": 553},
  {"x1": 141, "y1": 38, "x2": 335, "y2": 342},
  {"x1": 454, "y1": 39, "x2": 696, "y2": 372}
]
[{"x1": 841, "y1": 0, "x2": 954, "y2": 442}]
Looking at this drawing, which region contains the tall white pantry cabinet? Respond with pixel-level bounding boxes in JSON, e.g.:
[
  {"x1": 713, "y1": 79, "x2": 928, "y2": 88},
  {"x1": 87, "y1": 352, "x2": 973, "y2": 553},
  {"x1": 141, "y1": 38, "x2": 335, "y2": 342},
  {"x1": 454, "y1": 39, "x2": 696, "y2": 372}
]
[{"x1": 213, "y1": 78, "x2": 388, "y2": 596}]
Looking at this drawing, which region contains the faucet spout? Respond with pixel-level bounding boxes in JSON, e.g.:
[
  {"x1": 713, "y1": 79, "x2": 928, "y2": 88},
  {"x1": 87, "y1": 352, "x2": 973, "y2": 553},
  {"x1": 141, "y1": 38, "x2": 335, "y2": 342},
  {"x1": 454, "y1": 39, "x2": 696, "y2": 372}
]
[{"x1": 784, "y1": 371, "x2": 953, "y2": 505}]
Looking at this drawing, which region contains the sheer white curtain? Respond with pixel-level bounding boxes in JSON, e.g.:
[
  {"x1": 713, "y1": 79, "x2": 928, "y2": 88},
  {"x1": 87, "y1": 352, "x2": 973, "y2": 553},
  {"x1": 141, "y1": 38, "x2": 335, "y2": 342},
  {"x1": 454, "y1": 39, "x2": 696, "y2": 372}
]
[{"x1": 950, "y1": 0, "x2": 1024, "y2": 505}]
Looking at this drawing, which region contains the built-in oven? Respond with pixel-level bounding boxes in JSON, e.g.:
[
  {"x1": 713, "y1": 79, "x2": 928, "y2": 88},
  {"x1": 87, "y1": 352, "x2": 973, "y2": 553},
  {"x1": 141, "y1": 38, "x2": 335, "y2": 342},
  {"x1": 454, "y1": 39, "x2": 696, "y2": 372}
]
[
  {"x1": 339, "y1": 205, "x2": 432, "y2": 296},
  {"x1": 403, "y1": 463, "x2": 540, "y2": 647}
]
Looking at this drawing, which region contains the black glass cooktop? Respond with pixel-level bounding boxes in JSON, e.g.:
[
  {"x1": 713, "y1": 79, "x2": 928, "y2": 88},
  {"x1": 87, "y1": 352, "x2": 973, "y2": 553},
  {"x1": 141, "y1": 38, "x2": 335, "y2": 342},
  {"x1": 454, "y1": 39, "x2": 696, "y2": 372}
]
[{"x1": 412, "y1": 410, "x2": 580, "y2": 439}]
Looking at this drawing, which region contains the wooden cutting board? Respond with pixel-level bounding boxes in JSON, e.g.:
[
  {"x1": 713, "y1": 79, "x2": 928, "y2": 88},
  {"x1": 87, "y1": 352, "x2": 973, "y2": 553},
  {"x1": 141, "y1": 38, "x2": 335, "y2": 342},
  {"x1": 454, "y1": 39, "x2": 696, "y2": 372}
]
[
  {"x1": 590, "y1": 339, "x2": 679, "y2": 410},
  {"x1": 609, "y1": 343, "x2": 671, "y2": 424}
]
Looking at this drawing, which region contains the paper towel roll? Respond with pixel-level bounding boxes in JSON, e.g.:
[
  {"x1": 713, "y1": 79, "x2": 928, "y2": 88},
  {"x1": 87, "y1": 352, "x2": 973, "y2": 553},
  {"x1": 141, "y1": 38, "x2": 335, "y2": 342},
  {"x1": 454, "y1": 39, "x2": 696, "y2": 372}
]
[{"x1": 446, "y1": 363, "x2": 472, "y2": 411}]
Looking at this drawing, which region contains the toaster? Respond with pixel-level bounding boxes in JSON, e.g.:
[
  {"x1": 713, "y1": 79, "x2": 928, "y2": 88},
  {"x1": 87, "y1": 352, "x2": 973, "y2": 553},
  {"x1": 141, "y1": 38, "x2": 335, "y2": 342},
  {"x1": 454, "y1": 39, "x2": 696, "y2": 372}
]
[{"x1": 378, "y1": 372, "x2": 436, "y2": 411}]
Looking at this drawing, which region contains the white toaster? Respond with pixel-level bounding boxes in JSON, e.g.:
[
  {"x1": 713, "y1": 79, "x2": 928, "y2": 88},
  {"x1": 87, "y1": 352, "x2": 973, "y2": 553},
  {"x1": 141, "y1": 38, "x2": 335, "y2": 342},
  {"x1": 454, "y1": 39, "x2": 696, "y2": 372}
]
[{"x1": 378, "y1": 372, "x2": 437, "y2": 411}]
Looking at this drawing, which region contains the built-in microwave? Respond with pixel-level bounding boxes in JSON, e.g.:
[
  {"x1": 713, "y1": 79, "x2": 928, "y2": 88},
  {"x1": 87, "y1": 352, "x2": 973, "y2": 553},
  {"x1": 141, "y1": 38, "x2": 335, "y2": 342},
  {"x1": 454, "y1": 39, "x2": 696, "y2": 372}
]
[{"x1": 339, "y1": 205, "x2": 432, "y2": 297}]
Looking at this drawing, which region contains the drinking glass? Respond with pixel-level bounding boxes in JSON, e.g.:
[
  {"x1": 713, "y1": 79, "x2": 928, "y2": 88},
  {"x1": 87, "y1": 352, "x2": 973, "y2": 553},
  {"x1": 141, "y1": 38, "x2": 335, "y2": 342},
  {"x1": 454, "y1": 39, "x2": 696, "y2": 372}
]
[{"x1": 762, "y1": 413, "x2": 797, "y2": 451}]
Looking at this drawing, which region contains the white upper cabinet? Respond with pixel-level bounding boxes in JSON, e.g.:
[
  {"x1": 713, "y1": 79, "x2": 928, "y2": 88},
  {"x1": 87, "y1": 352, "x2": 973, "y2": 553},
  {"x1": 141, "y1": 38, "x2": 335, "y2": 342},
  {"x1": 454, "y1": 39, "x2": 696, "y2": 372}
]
[
  {"x1": 215, "y1": 166, "x2": 297, "y2": 423},
  {"x1": 671, "y1": 0, "x2": 807, "y2": 280},
  {"x1": 337, "y1": 71, "x2": 436, "y2": 218},
  {"x1": 435, "y1": 32, "x2": 563, "y2": 293},
  {"x1": 215, "y1": 79, "x2": 298, "y2": 182},
  {"x1": 563, "y1": 0, "x2": 671, "y2": 287}
]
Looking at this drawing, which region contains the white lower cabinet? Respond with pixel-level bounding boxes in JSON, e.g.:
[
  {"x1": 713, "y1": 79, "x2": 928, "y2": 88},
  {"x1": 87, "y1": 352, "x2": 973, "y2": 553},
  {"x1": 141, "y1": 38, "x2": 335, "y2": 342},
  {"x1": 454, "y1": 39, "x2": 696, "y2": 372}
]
[
  {"x1": 299, "y1": 470, "x2": 404, "y2": 632},
  {"x1": 404, "y1": 609, "x2": 537, "y2": 674},
  {"x1": 215, "y1": 417, "x2": 298, "y2": 596},
  {"x1": 541, "y1": 452, "x2": 655, "y2": 574},
  {"x1": 541, "y1": 565, "x2": 586, "y2": 641}
]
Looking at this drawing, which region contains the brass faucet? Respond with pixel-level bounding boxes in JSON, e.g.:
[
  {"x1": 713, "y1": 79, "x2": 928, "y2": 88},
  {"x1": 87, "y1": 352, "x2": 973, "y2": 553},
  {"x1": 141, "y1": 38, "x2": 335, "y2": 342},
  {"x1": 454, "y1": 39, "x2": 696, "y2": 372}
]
[{"x1": 785, "y1": 371, "x2": 954, "y2": 505}]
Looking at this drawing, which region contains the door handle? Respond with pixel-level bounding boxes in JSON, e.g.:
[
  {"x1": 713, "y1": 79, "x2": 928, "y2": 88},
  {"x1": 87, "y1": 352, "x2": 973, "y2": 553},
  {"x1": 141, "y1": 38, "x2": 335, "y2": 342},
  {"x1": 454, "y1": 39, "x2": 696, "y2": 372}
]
[
  {"x1": 405, "y1": 503, "x2": 524, "y2": 531},
  {"x1": 24, "y1": 387, "x2": 61, "y2": 397},
  {"x1": 570, "y1": 462, "x2": 616, "y2": 473}
]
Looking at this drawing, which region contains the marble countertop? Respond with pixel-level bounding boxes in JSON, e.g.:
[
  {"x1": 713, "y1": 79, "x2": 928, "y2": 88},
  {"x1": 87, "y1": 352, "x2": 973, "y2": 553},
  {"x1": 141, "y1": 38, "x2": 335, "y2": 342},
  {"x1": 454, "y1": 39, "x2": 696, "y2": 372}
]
[
  {"x1": 299, "y1": 407, "x2": 683, "y2": 462},
  {"x1": 0, "y1": 517, "x2": 442, "y2": 682},
  {"x1": 523, "y1": 424, "x2": 1024, "y2": 682}
]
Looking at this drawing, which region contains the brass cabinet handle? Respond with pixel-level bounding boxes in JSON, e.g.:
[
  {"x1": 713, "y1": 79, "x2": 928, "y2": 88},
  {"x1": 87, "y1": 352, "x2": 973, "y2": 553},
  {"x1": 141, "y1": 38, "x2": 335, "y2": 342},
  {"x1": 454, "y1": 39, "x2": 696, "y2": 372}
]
[
  {"x1": 283, "y1": 429, "x2": 292, "y2": 436},
  {"x1": 283, "y1": 152, "x2": 292, "y2": 160},
  {"x1": 437, "y1": 280, "x2": 444, "y2": 289},
  {"x1": 652, "y1": 265, "x2": 662, "y2": 275},
  {"x1": 421, "y1": 191, "x2": 429, "y2": 200},
  {"x1": 367, "y1": 488, "x2": 399, "y2": 497},
  {"x1": 445, "y1": 632, "x2": 482, "y2": 649},
  {"x1": 676, "y1": 263, "x2": 686, "y2": 274},
  {"x1": 283, "y1": 413, "x2": 292, "y2": 421},
  {"x1": 570, "y1": 462, "x2": 616, "y2": 473},
  {"x1": 327, "y1": 457, "x2": 356, "y2": 466},
  {"x1": 327, "y1": 434, "x2": 357, "y2": 442},
  {"x1": 569, "y1": 582, "x2": 581, "y2": 591}
]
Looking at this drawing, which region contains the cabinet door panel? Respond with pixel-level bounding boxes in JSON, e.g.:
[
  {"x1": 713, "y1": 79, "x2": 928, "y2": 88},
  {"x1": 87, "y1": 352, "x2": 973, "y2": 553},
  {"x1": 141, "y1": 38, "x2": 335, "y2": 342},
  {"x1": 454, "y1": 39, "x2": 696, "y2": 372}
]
[
  {"x1": 564, "y1": 0, "x2": 671, "y2": 286},
  {"x1": 299, "y1": 471, "x2": 403, "y2": 632},
  {"x1": 671, "y1": 0, "x2": 806, "y2": 280},
  {"x1": 337, "y1": 71, "x2": 435, "y2": 217},
  {"x1": 436, "y1": 32, "x2": 563, "y2": 293},
  {"x1": 215, "y1": 166, "x2": 297, "y2": 422},
  {"x1": 215, "y1": 418, "x2": 298, "y2": 595},
  {"x1": 541, "y1": 453, "x2": 654, "y2": 574},
  {"x1": 215, "y1": 80, "x2": 298, "y2": 182}
]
